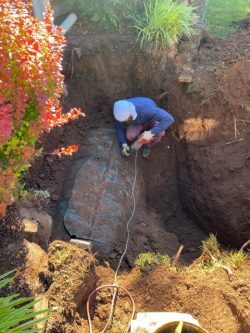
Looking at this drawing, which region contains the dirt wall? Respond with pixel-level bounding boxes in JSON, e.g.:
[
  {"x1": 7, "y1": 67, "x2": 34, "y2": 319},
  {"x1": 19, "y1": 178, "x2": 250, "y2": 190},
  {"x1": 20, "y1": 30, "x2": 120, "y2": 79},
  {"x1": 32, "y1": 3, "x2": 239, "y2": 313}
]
[
  {"x1": 61, "y1": 28, "x2": 250, "y2": 249},
  {"x1": 157, "y1": 41, "x2": 249, "y2": 246}
]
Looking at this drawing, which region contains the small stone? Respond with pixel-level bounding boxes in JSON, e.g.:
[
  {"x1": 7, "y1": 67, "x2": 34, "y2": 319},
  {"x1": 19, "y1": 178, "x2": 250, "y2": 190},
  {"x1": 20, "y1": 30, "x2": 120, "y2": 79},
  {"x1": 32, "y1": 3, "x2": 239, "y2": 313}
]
[
  {"x1": 178, "y1": 73, "x2": 193, "y2": 83},
  {"x1": 23, "y1": 219, "x2": 38, "y2": 233},
  {"x1": 103, "y1": 261, "x2": 110, "y2": 268},
  {"x1": 17, "y1": 202, "x2": 52, "y2": 246},
  {"x1": 24, "y1": 240, "x2": 48, "y2": 289}
]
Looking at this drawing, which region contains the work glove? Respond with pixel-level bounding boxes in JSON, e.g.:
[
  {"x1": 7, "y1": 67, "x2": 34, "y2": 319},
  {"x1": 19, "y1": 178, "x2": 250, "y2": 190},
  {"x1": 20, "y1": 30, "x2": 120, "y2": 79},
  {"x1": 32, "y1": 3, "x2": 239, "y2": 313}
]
[
  {"x1": 130, "y1": 141, "x2": 143, "y2": 152},
  {"x1": 137, "y1": 130, "x2": 155, "y2": 144},
  {"x1": 122, "y1": 143, "x2": 130, "y2": 157}
]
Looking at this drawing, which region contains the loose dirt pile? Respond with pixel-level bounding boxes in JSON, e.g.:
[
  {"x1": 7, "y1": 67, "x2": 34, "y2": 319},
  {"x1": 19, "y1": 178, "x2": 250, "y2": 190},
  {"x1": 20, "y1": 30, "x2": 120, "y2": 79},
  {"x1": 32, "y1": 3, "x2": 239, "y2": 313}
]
[
  {"x1": 41, "y1": 241, "x2": 96, "y2": 333},
  {"x1": 3, "y1": 239, "x2": 249, "y2": 333},
  {"x1": 86, "y1": 261, "x2": 250, "y2": 333}
]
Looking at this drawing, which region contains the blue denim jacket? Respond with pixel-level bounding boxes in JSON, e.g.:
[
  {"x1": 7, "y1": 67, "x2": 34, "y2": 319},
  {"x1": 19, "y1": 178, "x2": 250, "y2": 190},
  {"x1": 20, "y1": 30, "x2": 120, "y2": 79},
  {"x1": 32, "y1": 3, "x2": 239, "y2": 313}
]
[{"x1": 114, "y1": 97, "x2": 174, "y2": 146}]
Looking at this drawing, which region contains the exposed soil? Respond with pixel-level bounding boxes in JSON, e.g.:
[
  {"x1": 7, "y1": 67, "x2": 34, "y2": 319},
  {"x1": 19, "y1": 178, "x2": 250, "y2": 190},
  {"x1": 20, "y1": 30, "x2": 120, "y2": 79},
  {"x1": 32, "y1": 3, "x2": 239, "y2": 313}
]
[
  {"x1": 0, "y1": 205, "x2": 27, "y2": 276},
  {"x1": 23, "y1": 25, "x2": 209, "y2": 267},
  {"x1": 84, "y1": 261, "x2": 250, "y2": 333},
  {"x1": 41, "y1": 241, "x2": 96, "y2": 333}
]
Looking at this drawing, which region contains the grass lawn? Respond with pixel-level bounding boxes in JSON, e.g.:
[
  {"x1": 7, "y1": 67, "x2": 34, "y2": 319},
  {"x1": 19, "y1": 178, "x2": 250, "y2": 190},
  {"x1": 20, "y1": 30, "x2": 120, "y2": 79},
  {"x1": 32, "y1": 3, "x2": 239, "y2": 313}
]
[{"x1": 204, "y1": 0, "x2": 250, "y2": 37}]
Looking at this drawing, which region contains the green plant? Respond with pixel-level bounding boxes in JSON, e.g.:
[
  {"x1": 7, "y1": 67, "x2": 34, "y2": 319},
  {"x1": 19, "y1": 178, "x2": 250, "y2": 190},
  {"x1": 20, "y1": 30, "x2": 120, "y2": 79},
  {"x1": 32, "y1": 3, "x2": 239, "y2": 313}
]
[
  {"x1": 14, "y1": 182, "x2": 27, "y2": 200},
  {"x1": 225, "y1": 251, "x2": 248, "y2": 268},
  {"x1": 55, "y1": 248, "x2": 70, "y2": 264},
  {"x1": 204, "y1": 0, "x2": 250, "y2": 37},
  {"x1": 135, "y1": 252, "x2": 171, "y2": 271},
  {"x1": 62, "y1": 0, "x2": 142, "y2": 28},
  {"x1": 14, "y1": 185, "x2": 50, "y2": 202},
  {"x1": 201, "y1": 234, "x2": 220, "y2": 256},
  {"x1": 0, "y1": 270, "x2": 49, "y2": 332},
  {"x1": 29, "y1": 189, "x2": 50, "y2": 199},
  {"x1": 191, "y1": 235, "x2": 248, "y2": 274},
  {"x1": 133, "y1": 0, "x2": 197, "y2": 49}
]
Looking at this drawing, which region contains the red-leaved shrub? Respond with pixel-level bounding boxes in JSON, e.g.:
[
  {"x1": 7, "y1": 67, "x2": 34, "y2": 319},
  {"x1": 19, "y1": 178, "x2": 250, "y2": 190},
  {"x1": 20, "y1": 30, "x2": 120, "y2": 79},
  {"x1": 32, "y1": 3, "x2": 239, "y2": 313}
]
[{"x1": 0, "y1": 0, "x2": 84, "y2": 217}]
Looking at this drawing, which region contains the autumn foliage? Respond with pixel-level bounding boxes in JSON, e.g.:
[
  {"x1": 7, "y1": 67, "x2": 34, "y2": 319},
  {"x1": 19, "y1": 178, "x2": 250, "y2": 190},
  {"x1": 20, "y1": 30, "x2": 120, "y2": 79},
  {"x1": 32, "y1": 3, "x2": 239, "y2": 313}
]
[{"x1": 0, "y1": 0, "x2": 84, "y2": 217}]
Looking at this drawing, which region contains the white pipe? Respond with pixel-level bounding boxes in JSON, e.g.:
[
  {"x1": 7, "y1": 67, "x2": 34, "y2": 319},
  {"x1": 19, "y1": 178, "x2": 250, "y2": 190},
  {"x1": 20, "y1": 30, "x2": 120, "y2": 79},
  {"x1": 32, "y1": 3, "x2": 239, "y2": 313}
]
[
  {"x1": 32, "y1": 0, "x2": 77, "y2": 35},
  {"x1": 60, "y1": 13, "x2": 77, "y2": 35}
]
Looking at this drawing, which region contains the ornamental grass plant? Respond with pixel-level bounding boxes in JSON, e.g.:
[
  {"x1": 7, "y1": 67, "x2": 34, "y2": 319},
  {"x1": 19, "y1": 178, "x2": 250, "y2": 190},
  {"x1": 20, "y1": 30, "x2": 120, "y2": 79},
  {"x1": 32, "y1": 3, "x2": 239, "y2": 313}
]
[
  {"x1": 0, "y1": 271, "x2": 48, "y2": 333},
  {"x1": 134, "y1": 0, "x2": 197, "y2": 48}
]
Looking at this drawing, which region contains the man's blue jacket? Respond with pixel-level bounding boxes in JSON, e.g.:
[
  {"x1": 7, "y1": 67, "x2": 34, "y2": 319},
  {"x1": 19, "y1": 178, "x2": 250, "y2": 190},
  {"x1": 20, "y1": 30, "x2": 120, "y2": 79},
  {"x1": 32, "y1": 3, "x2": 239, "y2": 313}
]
[{"x1": 114, "y1": 97, "x2": 174, "y2": 146}]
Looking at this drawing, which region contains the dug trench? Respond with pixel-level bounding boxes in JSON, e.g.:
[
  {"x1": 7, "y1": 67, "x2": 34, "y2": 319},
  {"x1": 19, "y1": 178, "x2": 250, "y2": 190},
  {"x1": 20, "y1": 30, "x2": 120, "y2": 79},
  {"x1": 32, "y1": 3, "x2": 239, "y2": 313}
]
[
  {"x1": 20, "y1": 28, "x2": 249, "y2": 332},
  {"x1": 28, "y1": 30, "x2": 210, "y2": 266},
  {"x1": 0, "y1": 24, "x2": 250, "y2": 333},
  {"x1": 27, "y1": 26, "x2": 250, "y2": 260}
]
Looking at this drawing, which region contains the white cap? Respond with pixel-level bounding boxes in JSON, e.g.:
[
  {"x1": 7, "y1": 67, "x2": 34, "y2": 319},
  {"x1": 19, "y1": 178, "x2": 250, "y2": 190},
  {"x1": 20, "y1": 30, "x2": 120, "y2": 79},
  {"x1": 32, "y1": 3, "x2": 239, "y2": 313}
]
[{"x1": 113, "y1": 100, "x2": 137, "y2": 122}]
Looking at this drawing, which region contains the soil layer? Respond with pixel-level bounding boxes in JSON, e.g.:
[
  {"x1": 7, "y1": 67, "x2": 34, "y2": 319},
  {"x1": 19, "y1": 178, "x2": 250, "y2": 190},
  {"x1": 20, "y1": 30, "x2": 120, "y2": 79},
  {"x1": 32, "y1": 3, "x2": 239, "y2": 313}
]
[{"x1": 84, "y1": 262, "x2": 250, "y2": 333}]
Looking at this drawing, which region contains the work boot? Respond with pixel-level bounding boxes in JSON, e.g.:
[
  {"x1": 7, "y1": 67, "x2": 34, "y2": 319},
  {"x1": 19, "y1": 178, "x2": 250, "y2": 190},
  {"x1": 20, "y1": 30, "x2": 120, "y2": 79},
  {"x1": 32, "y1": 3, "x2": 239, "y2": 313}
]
[{"x1": 142, "y1": 145, "x2": 151, "y2": 158}]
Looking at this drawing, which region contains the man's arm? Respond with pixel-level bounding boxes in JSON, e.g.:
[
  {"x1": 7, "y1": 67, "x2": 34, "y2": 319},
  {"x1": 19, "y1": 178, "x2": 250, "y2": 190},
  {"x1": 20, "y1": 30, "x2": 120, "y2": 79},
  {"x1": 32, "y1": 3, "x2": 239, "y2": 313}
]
[
  {"x1": 115, "y1": 120, "x2": 127, "y2": 146},
  {"x1": 150, "y1": 108, "x2": 174, "y2": 134}
]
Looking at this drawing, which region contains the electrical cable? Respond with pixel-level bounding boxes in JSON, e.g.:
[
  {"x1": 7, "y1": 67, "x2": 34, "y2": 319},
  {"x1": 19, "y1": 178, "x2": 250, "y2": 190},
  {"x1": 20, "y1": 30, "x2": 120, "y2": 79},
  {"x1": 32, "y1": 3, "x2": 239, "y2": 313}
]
[
  {"x1": 87, "y1": 285, "x2": 136, "y2": 333},
  {"x1": 114, "y1": 149, "x2": 138, "y2": 283},
  {"x1": 87, "y1": 150, "x2": 138, "y2": 333}
]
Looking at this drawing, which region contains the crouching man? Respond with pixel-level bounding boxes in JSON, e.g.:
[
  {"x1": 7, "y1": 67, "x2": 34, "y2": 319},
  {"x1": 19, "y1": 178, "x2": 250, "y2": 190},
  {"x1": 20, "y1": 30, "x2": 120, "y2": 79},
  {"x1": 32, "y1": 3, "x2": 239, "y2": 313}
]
[{"x1": 113, "y1": 97, "x2": 174, "y2": 158}]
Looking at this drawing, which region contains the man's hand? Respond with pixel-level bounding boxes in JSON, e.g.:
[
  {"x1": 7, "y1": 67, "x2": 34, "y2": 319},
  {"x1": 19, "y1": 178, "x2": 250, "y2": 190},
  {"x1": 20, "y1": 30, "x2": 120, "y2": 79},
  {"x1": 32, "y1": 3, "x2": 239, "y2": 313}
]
[
  {"x1": 138, "y1": 130, "x2": 154, "y2": 144},
  {"x1": 130, "y1": 141, "x2": 142, "y2": 151},
  {"x1": 122, "y1": 143, "x2": 130, "y2": 157}
]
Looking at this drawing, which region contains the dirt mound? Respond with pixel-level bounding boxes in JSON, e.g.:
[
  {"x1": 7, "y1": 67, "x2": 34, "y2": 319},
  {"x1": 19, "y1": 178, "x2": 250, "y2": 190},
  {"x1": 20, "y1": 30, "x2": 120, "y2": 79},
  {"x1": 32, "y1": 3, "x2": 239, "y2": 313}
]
[
  {"x1": 41, "y1": 241, "x2": 96, "y2": 333},
  {"x1": 85, "y1": 261, "x2": 250, "y2": 333}
]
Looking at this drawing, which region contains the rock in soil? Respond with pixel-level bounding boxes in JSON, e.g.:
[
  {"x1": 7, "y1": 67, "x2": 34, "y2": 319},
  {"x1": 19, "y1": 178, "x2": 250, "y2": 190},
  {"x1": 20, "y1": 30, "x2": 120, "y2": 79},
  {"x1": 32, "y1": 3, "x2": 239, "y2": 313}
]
[{"x1": 17, "y1": 200, "x2": 52, "y2": 247}]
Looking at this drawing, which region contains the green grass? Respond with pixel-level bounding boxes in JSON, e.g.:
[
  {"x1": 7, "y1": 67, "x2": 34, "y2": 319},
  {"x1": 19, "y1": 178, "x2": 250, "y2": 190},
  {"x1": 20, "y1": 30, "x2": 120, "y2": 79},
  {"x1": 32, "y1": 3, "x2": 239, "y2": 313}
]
[
  {"x1": 0, "y1": 271, "x2": 49, "y2": 333},
  {"x1": 225, "y1": 251, "x2": 248, "y2": 268},
  {"x1": 55, "y1": 248, "x2": 70, "y2": 264},
  {"x1": 190, "y1": 234, "x2": 249, "y2": 273},
  {"x1": 62, "y1": 0, "x2": 142, "y2": 29},
  {"x1": 201, "y1": 233, "x2": 220, "y2": 256},
  {"x1": 204, "y1": 0, "x2": 250, "y2": 37},
  {"x1": 133, "y1": 0, "x2": 197, "y2": 49},
  {"x1": 135, "y1": 252, "x2": 171, "y2": 271}
]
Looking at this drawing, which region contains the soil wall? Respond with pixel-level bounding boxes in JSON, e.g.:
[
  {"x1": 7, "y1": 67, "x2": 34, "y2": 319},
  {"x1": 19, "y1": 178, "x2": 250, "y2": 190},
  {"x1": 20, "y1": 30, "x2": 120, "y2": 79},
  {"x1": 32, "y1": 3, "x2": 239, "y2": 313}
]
[{"x1": 61, "y1": 28, "x2": 250, "y2": 248}]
